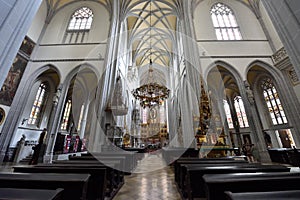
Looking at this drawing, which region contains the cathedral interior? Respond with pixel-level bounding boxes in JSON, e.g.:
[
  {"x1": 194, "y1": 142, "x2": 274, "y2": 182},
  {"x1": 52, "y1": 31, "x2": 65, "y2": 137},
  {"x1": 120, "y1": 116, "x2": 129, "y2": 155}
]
[{"x1": 0, "y1": 0, "x2": 300, "y2": 199}]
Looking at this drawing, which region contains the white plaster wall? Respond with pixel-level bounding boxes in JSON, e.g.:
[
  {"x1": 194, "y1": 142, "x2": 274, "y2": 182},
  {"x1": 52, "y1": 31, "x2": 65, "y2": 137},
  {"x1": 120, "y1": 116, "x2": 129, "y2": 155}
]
[
  {"x1": 27, "y1": 60, "x2": 106, "y2": 84},
  {"x1": 27, "y1": 0, "x2": 47, "y2": 43},
  {"x1": 198, "y1": 41, "x2": 272, "y2": 56},
  {"x1": 41, "y1": 2, "x2": 110, "y2": 44},
  {"x1": 201, "y1": 57, "x2": 274, "y2": 81},
  {"x1": 259, "y1": 1, "x2": 283, "y2": 51},
  {"x1": 33, "y1": 44, "x2": 107, "y2": 61},
  {"x1": 194, "y1": 0, "x2": 267, "y2": 40}
]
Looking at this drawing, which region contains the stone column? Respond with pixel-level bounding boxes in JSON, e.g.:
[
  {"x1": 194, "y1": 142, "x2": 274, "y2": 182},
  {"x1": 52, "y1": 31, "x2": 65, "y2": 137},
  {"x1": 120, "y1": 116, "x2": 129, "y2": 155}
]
[
  {"x1": 241, "y1": 81, "x2": 270, "y2": 162},
  {"x1": 0, "y1": 0, "x2": 42, "y2": 88},
  {"x1": 89, "y1": 0, "x2": 122, "y2": 152},
  {"x1": 176, "y1": 0, "x2": 203, "y2": 148},
  {"x1": 262, "y1": 0, "x2": 300, "y2": 78},
  {"x1": 43, "y1": 84, "x2": 66, "y2": 163}
]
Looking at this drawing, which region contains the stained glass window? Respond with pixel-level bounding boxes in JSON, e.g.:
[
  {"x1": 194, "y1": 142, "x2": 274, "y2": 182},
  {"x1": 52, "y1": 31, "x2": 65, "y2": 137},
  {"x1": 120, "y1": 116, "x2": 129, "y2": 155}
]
[
  {"x1": 234, "y1": 96, "x2": 249, "y2": 128},
  {"x1": 261, "y1": 78, "x2": 287, "y2": 125},
  {"x1": 61, "y1": 100, "x2": 72, "y2": 130},
  {"x1": 28, "y1": 83, "x2": 48, "y2": 125},
  {"x1": 223, "y1": 100, "x2": 234, "y2": 129}
]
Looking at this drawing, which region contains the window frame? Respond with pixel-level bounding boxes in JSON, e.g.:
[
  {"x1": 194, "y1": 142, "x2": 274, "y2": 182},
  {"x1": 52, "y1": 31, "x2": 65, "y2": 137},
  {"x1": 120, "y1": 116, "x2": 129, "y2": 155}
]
[
  {"x1": 61, "y1": 99, "x2": 72, "y2": 131},
  {"x1": 261, "y1": 78, "x2": 288, "y2": 125},
  {"x1": 223, "y1": 99, "x2": 234, "y2": 129},
  {"x1": 67, "y1": 7, "x2": 94, "y2": 31},
  {"x1": 210, "y1": 2, "x2": 242, "y2": 40},
  {"x1": 28, "y1": 82, "x2": 49, "y2": 127},
  {"x1": 233, "y1": 96, "x2": 249, "y2": 128}
]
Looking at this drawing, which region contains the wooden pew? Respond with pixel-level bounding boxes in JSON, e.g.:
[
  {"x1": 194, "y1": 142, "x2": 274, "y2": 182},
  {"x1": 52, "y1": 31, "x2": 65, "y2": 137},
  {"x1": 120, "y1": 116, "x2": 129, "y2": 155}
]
[
  {"x1": 13, "y1": 165, "x2": 106, "y2": 200},
  {"x1": 225, "y1": 190, "x2": 300, "y2": 200},
  {"x1": 203, "y1": 172, "x2": 300, "y2": 200},
  {"x1": 43, "y1": 161, "x2": 123, "y2": 199},
  {"x1": 175, "y1": 159, "x2": 248, "y2": 189},
  {"x1": 68, "y1": 155, "x2": 126, "y2": 171},
  {"x1": 161, "y1": 148, "x2": 200, "y2": 164},
  {"x1": 185, "y1": 165, "x2": 290, "y2": 199},
  {"x1": 0, "y1": 172, "x2": 90, "y2": 200},
  {"x1": 81, "y1": 152, "x2": 138, "y2": 173},
  {"x1": 0, "y1": 188, "x2": 64, "y2": 200},
  {"x1": 54, "y1": 159, "x2": 124, "y2": 187}
]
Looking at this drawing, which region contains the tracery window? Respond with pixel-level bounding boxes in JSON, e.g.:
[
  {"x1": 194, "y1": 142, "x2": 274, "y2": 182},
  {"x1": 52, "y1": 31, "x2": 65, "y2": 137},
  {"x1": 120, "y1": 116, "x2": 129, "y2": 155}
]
[
  {"x1": 210, "y1": 3, "x2": 242, "y2": 40},
  {"x1": 261, "y1": 78, "x2": 287, "y2": 125},
  {"x1": 61, "y1": 99, "x2": 72, "y2": 130},
  {"x1": 223, "y1": 100, "x2": 234, "y2": 129},
  {"x1": 28, "y1": 83, "x2": 48, "y2": 126},
  {"x1": 64, "y1": 7, "x2": 94, "y2": 43},
  {"x1": 234, "y1": 96, "x2": 249, "y2": 128}
]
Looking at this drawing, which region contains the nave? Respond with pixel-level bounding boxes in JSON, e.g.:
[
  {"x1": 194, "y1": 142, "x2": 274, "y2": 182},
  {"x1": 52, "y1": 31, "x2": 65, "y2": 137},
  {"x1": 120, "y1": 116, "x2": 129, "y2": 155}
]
[{"x1": 114, "y1": 153, "x2": 181, "y2": 200}]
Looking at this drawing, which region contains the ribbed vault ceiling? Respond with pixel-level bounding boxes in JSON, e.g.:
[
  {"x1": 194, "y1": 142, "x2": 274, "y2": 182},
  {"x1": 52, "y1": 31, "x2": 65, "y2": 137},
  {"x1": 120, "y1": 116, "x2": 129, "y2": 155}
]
[{"x1": 126, "y1": 0, "x2": 177, "y2": 70}]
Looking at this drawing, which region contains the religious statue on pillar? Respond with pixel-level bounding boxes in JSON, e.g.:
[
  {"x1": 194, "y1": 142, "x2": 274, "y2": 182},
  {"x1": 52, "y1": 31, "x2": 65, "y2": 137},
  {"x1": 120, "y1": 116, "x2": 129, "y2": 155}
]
[
  {"x1": 244, "y1": 81, "x2": 255, "y2": 104},
  {"x1": 53, "y1": 85, "x2": 62, "y2": 106}
]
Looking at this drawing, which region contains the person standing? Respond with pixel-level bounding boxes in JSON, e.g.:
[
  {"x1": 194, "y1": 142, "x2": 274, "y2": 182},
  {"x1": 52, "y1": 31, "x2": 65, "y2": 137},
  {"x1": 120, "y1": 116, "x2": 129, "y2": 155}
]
[{"x1": 29, "y1": 128, "x2": 47, "y2": 165}]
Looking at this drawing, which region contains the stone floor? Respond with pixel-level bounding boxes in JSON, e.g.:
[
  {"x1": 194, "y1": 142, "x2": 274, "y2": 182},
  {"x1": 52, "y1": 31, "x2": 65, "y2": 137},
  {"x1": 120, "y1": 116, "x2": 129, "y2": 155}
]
[{"x1": 113, "y1": 153, "x2": 182, "y2": 200}]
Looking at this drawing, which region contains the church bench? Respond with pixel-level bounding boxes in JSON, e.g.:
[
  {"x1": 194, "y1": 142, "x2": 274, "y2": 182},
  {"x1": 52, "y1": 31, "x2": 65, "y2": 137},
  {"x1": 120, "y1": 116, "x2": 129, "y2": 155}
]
[
  {"x1": 161, "y1": 148, "x2": 200, "y2": 164},
  {"x1": 53, "y1": 159, "x2": 124, "y2": 187},
  {"x1": 224, "y1": 190, "x2": 300, "y2": 200},
  {"x1": 121, "y1": 147, "x2": 146, "y2": 160},
  {"x1": 203, "y1": 172, "x2": 300, "y2": 200},
  {"x1": 184, "y1": 165, "x2": 290, "y2": 199},
  {"x1": 174, "y1": 157, "x2": 237, "y2": 181},
  {"x1": 0, "y1": 188, "x2": 64, "y2": 200},
  {"x1": 37, "y1": 162, "x2": 123, "y2": 199},
  {"x1": 13, "y1": 165, "x2": 106, "y2": 200},
  {"x1": 81, "y1": 152, "x2": 138, "y2": 173},
  {"x1": 0, "y1": 172, "x2": 90, "y2": 200},
  {"x1": 68, "y1": 155, "x2": 126, "y2": 171},
  {"x1": 175, "y1": 159, "x2": 248, "y2": 188}
]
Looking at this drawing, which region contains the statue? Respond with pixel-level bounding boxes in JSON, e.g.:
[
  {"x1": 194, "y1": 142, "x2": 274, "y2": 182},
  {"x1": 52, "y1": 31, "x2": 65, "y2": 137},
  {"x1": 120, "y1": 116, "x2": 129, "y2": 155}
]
[{"x1": 244, "y1": 81, "x2": 254, "y2": 104}]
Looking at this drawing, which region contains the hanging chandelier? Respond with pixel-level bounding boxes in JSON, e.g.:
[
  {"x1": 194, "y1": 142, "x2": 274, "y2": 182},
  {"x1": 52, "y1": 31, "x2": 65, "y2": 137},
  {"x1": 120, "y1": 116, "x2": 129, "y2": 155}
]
[{"x1": 132, "y1": 60, "x2": 170, "y2": 108}]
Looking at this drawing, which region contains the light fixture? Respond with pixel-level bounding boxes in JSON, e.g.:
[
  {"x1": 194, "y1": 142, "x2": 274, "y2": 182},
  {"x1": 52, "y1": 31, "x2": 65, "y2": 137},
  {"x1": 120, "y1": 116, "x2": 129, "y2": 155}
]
[{"x1": 132, "y1": 60, "x2": 170, "y2": 108}]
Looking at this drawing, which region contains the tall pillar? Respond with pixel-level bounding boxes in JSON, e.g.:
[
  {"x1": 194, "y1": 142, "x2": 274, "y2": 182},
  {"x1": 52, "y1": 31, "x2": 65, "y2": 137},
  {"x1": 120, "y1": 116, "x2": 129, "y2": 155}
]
[
  {"x1": 176, "y1": 0, "x2": 203, "y2": 148},
  {"x1": 89, "y1": 0, "x2": 122, "y2": 152},
  {"x1": 262, "y1": 0, "x2": 300, "y2": 78},
  {"x1": 242, "y1": 81, "x2": 270, "y2": 162},
  {"x1": 0, "y1": 0, "x2": 42, "y2": 88},
  {"x1": 44, "y1": 84, "x2": 67, "y2": 163}
]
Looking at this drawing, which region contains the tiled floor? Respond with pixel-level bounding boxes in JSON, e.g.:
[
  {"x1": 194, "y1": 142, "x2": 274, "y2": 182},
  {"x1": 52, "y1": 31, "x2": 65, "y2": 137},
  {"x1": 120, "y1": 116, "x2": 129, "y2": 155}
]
[{"x1": 114, "y1": 153, "x2": 182, "y2": 200}]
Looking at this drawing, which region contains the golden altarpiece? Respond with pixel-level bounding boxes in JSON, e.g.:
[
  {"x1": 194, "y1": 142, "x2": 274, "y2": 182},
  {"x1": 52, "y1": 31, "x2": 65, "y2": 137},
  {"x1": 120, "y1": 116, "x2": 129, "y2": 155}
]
[{"x1": 195, "y1": 80, "x2": 230, "y2": 157}]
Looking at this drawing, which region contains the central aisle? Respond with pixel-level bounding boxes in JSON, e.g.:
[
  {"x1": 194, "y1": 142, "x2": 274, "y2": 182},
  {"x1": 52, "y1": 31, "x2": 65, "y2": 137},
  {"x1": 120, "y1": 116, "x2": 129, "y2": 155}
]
[{"x1": 114, "y1": 152, "x2": 181, "y2": 200}]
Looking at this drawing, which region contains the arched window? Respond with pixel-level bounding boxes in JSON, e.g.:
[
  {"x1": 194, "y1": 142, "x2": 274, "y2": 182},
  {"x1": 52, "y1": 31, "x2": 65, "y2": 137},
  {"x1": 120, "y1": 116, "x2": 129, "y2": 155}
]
[
  {"x1": 261, "y1": 78, "x2": 287, "y2": 125},
  {"x1": 28, "y1": 83, "x2": 48, "y2": 126},
  {"x1": 234, "y1": 96, "x2": 249, "y2": 128},
  {"x1": 64, "y1": 7, "x2": 94, "y2": 43},
  {"x1": 223, "y1": 100, "x2": 234, "y2": 129},
  {"x1": 61, "y1": 99, "x2": 72, "y2": 130},
  {"x1": 210, "y1": 3, "x2": 242, "y2": 40},
  {"x1": 77, "y1": 104, "x2": 84, "y2": 131},
  {"x1": 68, "y1": 7, "x2": 93, "y2": 30}
]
